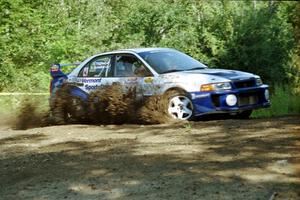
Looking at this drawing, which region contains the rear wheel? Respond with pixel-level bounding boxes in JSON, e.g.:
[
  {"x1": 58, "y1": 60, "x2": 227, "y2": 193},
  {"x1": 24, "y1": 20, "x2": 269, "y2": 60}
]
[
  {"x1": 50, "y1": 85, "x2": 87, "y2": 124},
  {"x1": 65, "y1": 96, "x2": 87, "y2": 122},
  {"x1": 165, "y1": 90, "x2": 194, "y2": 120}
]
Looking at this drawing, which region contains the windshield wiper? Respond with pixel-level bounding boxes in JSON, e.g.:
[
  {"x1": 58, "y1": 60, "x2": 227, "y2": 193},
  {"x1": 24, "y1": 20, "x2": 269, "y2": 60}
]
[
  {"x1": 161, "y1": 69, "x2": 184, "y2": 74},
  {"x1": 185, "y1": 67, "x2": 206, "y2": 71}
]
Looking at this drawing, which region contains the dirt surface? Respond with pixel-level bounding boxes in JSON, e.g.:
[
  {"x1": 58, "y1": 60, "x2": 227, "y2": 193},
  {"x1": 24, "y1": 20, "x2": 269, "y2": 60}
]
[{"x1": 0, "y1": 116, "x2": 300, "y2": 200}]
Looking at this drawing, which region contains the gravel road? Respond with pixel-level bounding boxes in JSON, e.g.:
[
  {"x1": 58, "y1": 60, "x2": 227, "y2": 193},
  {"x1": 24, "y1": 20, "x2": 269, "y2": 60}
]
[{"x1": 0, "y1": 116, "x2": 299, "y2": 200}]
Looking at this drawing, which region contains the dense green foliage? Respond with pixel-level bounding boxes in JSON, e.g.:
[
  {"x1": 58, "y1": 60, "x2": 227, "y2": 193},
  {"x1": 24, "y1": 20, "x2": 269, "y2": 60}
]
[{"x1": 0, "y1": 0, "x2": 299, "y2": 92}]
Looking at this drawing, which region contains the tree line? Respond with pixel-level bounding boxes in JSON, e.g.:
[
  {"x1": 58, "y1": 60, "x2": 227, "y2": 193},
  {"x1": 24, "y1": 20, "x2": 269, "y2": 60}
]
[{"x1": 0, "y1": 0, "x2": 299, "y2": 92}]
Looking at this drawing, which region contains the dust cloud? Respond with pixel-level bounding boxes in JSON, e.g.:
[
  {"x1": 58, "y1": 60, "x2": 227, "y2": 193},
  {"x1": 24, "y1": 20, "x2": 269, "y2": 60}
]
[{"x1": 14, "y1": 84, "x2": 171, "y2": 129}]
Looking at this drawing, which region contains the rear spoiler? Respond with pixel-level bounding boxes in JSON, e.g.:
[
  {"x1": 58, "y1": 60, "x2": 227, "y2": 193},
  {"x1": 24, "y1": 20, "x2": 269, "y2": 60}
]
[{"x1": 50, "y1": 62, "x2": 81, "y2": 77}]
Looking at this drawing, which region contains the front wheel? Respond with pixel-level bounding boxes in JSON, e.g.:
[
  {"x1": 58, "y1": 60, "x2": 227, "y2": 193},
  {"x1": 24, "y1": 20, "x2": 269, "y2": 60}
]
[{"x1": 165, "y1": 90, "x2": 194, "y2": 120}]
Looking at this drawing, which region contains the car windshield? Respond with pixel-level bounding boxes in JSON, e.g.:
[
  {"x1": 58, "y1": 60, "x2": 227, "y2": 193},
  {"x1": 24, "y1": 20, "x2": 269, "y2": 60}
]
[{"x1": 138, "y1": 50, "x2": 207, "y2": 74}]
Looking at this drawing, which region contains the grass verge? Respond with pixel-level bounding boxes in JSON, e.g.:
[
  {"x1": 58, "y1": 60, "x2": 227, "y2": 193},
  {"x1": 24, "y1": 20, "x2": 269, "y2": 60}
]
[{"x1": 252, "y1": 85, "x2": 300, "y2": 118}]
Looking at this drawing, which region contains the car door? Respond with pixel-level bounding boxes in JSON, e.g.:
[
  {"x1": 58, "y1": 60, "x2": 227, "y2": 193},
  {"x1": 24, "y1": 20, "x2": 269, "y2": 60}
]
[{"x1": 112, "y1": 53, "x2": 154, "y2": 99}]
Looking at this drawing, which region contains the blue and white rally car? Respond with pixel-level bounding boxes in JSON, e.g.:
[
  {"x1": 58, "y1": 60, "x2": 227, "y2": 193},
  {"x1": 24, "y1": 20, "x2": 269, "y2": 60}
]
[{"x1": 50, "y1": 48, "x2": 270, "y2": 121}]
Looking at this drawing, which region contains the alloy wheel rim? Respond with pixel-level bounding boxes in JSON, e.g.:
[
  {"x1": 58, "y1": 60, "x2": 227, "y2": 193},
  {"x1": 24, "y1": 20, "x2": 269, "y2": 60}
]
[{"x1": 168, "y1": 96, "x2": 193, "y2": 120}]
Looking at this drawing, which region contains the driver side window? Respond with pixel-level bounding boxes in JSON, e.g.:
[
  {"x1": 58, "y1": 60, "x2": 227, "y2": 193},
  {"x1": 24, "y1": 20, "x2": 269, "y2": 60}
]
[{"x1": 114, "y1": 54, "x2": 152, "y2": 77}]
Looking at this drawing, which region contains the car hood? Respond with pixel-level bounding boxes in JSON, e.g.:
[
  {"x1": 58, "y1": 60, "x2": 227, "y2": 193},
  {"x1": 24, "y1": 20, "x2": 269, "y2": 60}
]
[
  {"x1": 160, "y1": 68, "x2": 259, "y2": 86},
  {"x1": 162, "y1": 68, "x2": 257, "y2": 82},
  {"x1": 182, "y1": 68, "x2": 256, "y2": 80}
]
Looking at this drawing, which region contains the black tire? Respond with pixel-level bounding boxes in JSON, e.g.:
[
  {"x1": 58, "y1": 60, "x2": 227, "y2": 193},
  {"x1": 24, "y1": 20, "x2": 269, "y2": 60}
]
[
  {"x1": 164, "y1": 89, "x2": 194, "y2": 121},
  {"x1": 66, "y1": 96, "x2": 87, "y2": 123},
  {"x1": 50, "y1": 85, "x2": 87, "y2": 124}
]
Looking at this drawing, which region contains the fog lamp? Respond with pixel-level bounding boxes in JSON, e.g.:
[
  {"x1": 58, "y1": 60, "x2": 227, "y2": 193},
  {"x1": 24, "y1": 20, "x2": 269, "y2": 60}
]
[
  {"x1": 226, "y1": 94, "x2": 237, "y2": 106},
  {"x1": 264, "y1": 89, "x2": 270, "y2": 101}
]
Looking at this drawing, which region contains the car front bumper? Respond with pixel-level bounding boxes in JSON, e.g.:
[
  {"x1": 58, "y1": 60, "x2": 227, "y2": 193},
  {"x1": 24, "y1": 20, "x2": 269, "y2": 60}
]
[{"x1": 189, "y1": 85, "x2": 270, "y2": 116}]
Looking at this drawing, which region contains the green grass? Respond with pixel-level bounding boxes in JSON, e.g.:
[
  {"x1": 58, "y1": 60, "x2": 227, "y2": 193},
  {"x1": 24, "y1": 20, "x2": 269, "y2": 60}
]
[
  {"x1": 252, "y1": 85, "x2": 300, "y2": 118},
  {"x1": 0, "y1": 96, "x2": 23, "y2": 115},
  {"x1": 0, "y1": 95, "x2": 49, "y2": 116}
]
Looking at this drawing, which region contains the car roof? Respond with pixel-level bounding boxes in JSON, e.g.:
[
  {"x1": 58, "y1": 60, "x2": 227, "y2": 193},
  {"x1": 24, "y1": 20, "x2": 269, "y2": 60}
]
[
  {"x1": 124, "y1": 47, "x2": 174, "y2": 53},
  {"x1": 101, "y1": 47, "x2": 174, "y2": 55}
]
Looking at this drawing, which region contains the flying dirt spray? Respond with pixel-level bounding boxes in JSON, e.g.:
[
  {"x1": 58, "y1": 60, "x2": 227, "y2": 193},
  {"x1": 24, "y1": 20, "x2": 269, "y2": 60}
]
[{"x1": 15, "y1": 84, "x2": 171, "y2": 130}]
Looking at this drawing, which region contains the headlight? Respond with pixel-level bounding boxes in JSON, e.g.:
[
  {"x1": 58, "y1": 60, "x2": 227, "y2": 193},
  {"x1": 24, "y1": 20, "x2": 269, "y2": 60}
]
[
  {"x1": 200, "y1": 82, "x2": 232, "y2": 92},
  {"x1": 255, "y1": 78, "x2": 263, "y2": 86}
]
